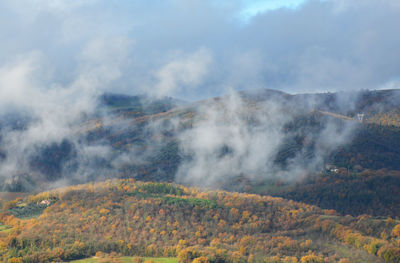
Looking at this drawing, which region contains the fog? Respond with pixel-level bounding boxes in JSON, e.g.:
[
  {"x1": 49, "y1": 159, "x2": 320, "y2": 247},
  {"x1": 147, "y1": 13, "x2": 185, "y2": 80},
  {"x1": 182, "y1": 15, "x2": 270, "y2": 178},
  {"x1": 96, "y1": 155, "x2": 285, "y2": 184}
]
[{"x1": 0, "y1": 0, "x2": 399, "y2": 190}]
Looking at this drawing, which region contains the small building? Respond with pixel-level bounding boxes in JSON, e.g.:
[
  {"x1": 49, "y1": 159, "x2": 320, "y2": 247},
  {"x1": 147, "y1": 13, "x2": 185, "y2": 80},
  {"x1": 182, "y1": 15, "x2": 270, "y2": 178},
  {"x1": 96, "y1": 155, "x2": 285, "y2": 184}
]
[
  {"x1": 40, "y1": 200, "x2": 51, "y2": 206},
  {"x1": 325, "y1": 164, "x2": 339, "y2": 173}
]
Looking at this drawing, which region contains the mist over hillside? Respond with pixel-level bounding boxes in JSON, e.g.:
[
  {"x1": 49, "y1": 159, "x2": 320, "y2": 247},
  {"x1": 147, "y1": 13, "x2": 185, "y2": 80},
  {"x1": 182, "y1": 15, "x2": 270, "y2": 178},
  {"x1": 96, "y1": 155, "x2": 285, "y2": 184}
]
[{"x1": 1, "y1": 89, "x2": 399, "y2": 196}]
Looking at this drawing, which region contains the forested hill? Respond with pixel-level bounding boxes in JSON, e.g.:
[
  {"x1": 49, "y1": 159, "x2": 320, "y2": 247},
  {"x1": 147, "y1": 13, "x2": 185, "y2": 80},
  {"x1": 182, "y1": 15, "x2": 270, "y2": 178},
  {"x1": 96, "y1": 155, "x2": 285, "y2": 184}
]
[
  {"x1": 2, "y1": 89, "x2": 400, "y2": 189},
  {"x1": 1, "y1": 180, "x2": 400, "y2": 262},
  {"x1": 1, "y1": 89, "x2": 400, "y2": 219}
]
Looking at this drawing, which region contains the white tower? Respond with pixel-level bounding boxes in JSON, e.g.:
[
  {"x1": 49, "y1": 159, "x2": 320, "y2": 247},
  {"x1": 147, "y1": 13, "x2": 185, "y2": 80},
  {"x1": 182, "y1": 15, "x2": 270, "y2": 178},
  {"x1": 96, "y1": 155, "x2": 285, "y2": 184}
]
[{"x1": 356, "y1": 113, "x2": 364, "y2": 122}]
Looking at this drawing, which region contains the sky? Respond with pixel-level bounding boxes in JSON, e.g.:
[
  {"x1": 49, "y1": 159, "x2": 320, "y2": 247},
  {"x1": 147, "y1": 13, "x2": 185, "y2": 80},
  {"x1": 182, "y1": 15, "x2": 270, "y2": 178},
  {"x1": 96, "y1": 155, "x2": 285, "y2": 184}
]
[
  {"x1": 239, "y1": 0, "x2": 307, "y2": 22},
  {"x1": 0, "y1": 0, "x2": 400, "y2": 101}
]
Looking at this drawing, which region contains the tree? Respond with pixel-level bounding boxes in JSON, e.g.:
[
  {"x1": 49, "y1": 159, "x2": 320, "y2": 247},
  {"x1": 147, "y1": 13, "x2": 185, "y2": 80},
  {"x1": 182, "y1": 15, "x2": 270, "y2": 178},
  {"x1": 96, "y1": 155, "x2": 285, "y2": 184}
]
[
  {"x1": 392, "y1": 224, "x2": 400, "y2": 238},
  {"x1": 300, "y1": 253, "x2": 324, "y2": 263},
  {"x1": 192, "y1": 256, "x2": 210, "y2": 263}
]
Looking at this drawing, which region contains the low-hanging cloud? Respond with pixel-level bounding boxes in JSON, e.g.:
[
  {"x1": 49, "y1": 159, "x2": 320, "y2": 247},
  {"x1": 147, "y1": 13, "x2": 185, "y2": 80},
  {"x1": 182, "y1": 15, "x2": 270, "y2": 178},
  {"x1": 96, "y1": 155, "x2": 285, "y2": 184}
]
[
  {"x1": 152, "y1": 48, "x2": 213, "y2": 97},
  {"x1": 0, "y1": 0, "x2": 398, "y2": 190},
  {"x1": 0, "y1": 35, "x2": 132, "y2": 189},
  {"x1": 175, "y1": 90, "x2": 359, "y2": 188},
  {"x1": 176, "y1": 92, "x2": 288, "y2": 187}
]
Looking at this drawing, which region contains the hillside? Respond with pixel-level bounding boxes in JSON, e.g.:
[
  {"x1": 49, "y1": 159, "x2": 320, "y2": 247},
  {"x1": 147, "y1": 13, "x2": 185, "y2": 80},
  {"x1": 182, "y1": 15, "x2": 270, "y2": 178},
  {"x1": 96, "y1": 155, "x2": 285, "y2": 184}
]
[
  {"x1": 1, "y1": 180, "x2": 400, "y2": 262},
  {"x1": 1, "y1": 89, "x2": 400, "y2": 218},
  {"x1": 98, "y1": 93, "x2": 186, "y2": 117},
  {"x1": 254, "y1": 168, "x2": 400, "y2": 217}
]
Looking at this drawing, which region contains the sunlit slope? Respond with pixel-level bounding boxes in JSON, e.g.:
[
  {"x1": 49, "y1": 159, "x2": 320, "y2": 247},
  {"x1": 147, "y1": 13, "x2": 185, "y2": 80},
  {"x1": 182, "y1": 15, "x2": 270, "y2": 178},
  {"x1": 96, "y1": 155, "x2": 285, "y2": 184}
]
[{"x1": 1, "y1": 180, "x2": 400, "y2": 262}]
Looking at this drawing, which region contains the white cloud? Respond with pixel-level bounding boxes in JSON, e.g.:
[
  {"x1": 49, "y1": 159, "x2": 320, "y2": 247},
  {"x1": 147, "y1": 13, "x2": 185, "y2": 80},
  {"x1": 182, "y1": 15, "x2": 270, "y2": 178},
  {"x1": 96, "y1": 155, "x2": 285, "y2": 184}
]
[{"x1": 153, "y1": 48, "x2": 213, "y2": 97}]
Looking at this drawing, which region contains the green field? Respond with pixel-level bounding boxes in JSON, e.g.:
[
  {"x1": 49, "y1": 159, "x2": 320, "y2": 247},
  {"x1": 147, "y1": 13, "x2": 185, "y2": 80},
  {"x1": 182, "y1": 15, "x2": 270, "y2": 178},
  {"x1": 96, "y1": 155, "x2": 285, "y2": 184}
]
[
  {"x1": 0, "y1": 224, "x2": 11, "y2": 233},
  {"x1": 71, "y1": 257, "x2": 178, "y2": 263}
]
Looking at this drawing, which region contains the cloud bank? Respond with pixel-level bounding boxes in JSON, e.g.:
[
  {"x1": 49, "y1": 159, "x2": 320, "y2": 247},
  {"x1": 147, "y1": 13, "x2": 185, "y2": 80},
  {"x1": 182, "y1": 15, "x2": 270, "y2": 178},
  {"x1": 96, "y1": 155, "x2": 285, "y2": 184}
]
[{"x1": 1, "y1": 0, "x2": 400, "y2": 99}]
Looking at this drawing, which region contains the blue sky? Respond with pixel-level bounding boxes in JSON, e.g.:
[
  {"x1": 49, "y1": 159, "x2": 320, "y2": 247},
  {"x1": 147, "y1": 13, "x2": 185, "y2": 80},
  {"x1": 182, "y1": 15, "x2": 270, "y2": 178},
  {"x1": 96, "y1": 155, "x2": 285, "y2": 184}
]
[{"x1": 239, "y1": 0, "x2": 308, "y2": 22}]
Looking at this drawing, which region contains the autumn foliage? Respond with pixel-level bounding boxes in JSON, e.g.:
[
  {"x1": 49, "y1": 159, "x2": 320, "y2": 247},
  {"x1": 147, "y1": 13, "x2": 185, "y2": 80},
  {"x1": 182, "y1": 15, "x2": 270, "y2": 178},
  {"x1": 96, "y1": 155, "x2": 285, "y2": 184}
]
[{"x1": 0, "y1": 180, "x2": 399, "y2": 262}]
